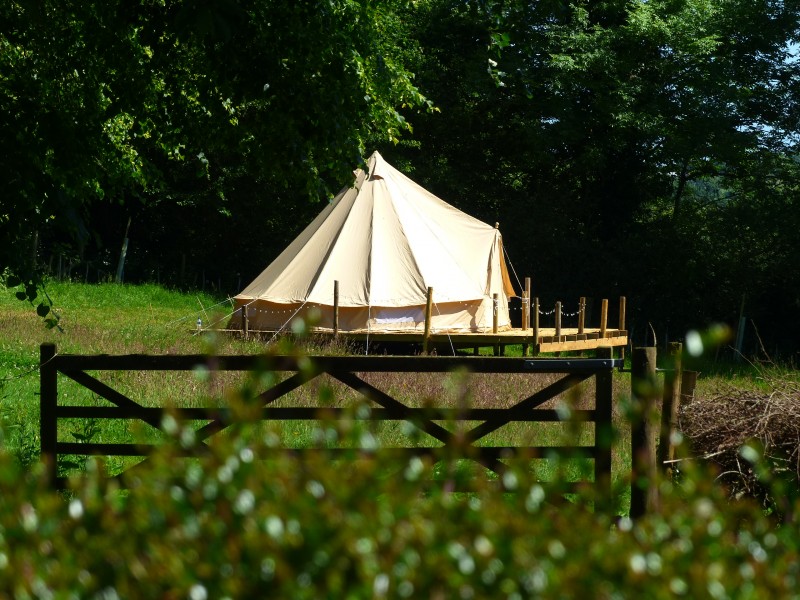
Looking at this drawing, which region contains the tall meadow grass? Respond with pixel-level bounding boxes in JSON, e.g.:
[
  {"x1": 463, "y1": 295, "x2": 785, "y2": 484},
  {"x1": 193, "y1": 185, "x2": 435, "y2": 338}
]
[{"x1": 1, "y1": 281, "x2": 633, "y2": 495}]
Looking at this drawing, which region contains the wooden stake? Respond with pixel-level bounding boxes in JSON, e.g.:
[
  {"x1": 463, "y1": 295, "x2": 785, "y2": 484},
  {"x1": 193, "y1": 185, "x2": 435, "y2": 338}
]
[
  {"x1": 578, "y1": 296, "x2": 586, "y2": 334},
  {"x1": 241, "y1": 305, "x2": 249, "y2": 339},
  {"x1": 333, "y1": 280, "x2": 340, "y2": 337},
  {"x1": 423, "y1": 287, "x2": 433, "y2": 355},
  {"x1": 599, "y1": 298, "x2": 608, "y2": 338},
  {"x1": 555, "y1": 301, "x2": 562, "y2": 338},
  {"x1": 533, "y1": 297, "x2": 540, "y2": 344}
]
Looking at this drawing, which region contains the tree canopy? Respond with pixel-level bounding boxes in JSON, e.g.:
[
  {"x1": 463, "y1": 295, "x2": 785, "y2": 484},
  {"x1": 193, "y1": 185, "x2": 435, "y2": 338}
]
[{"x1": 2, "y1": 0, "x2": 798, "y2": 353}]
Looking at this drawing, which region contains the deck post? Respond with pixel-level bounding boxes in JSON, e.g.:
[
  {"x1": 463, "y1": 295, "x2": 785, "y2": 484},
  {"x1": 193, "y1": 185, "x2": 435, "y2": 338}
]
[
  {"x1": 423, "y1": 287, "x2": 433, "y2": 355},
  {"x1": 524, "y1": 277, "x2": 531, "y2": 330},
  {"x1": 599, "y1": 298, "x2": 608, "y2": 338},
  {"x1": 618, "y1": 296, "x2": 626, "y2": 361},
  {"x1": 492, "y1": 293, "x2": 499, "y2": 334},
  {"x1": 521, "y1": 291, "x2": 529, "y2": 333},
  {"x1": 533, "y1": 297, "x2": 540, "y2": 350},
  {"x1": 555, "y1": 301, "x2": 562, "y2": 339},
  {"x1": 578, "y1": 296, "x2": 586, "y2": 335},
  {"x1": 658, "y1": 342, "x2": 683, "y2": 474},
  {"x1": 631, "y1": 346, "x2": 659, "y2": 518},
  {"x1": 333, "y1": 280, "x2": 340, "y2": 337},
  {"x1": 492, "y1": 293, "x2": 499, "y2": 356},
  {"x1": 40, "y1": 343, "x2": 58, "y2": 489},
  {"x1": 595, "y1": 347, "x2": 613, "y2": 511}
]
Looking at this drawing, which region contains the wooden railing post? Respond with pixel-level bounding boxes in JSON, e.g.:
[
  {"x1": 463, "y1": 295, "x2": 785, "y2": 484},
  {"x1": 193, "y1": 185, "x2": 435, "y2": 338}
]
[
  {"x1": 578, "y1": 296, "x2": 586, "y2": 335},
  {"x1": 40, "y1": 343, "x2": 58, "y2": 489},
  {"x1": 555, "y1": 301, "x2": 562, "y2": 338},
  {"x1": 533, "y1": 297, "x2": 540, "y2": 349},
  {"x1": 631, "y1": 346, "x2": 659, "y2": 518},
  {"x1": 492, "y1": 293, "x2": 499, "y2": 334},
  {"x1": 241, "y1": 305, "x2": 249, "y2": 339},
  {"x1": 333, "y1": 280, "x2": 340, "y2": 337},
  {"x1": 618, "y1": 296, "x2": 627, "y2": 362},
  {"x1": 599, "y1": 298, "x2": 608, "y2": 338},
  {"x1": 523, "y1": 277, "x2": 531, "y2": 331},
  {"x1": 423, "y1": 287, "x2": 433, "y2": 355},
  {"x1": 492, "y1": 293, "x2": 500, "y2": 356}
]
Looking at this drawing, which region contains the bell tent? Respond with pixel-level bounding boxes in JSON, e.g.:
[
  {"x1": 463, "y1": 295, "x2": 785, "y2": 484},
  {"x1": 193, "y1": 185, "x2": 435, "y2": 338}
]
[{"x1": 234, "y1": 151, "x2": 516, "y2": 334}]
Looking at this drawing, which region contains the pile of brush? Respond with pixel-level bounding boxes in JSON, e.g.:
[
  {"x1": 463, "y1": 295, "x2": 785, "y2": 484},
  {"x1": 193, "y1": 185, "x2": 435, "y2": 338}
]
[{"x1": 679, "y1": 365, "x2": 800, "y2": 510}]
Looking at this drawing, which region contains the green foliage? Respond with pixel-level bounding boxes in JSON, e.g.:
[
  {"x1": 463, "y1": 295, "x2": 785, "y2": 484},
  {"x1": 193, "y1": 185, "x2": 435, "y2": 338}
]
[
  {"x1": 1, "y1": 417, "x2": 799, "y2": 597},
  {"x1": 1, "y1": 0, "x2": 430, "y2": 301},
  {"x1": 387, "y1": 0, "x2": 799, "y2": 354}
]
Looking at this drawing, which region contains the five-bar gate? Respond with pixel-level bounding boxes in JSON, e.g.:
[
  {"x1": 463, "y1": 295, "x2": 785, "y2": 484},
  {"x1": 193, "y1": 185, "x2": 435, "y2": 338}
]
[{"x1": 40, "y1": 343, "x2": 620, "y2": 506}]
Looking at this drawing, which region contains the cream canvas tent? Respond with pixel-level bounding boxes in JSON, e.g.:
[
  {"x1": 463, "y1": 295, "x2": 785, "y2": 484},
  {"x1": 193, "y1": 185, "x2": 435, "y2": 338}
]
[{"x1": 233, "y1": 151, "x2": 516, "y2": 333}]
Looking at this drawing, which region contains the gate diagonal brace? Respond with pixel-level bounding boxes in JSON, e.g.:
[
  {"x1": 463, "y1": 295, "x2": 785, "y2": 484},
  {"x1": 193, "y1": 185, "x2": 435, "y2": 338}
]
[
  {"x1": 465, "y1": 372, "x2": 593, "y2": 445},
  {"x1": 329, "y1": 371, "x2": 510, "y2": 475},
  {"x1": 61, "y1": 370, "x2": 162, "y2": 431},
  {"x1": 195, "y1": 370, "x2": 314, "y2": 441}
]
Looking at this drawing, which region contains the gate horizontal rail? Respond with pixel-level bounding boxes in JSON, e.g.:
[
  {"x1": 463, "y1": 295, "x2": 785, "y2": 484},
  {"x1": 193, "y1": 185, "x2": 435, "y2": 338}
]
[{"x1": 40, "y1": 343, "x2": 620, "y2": 509}]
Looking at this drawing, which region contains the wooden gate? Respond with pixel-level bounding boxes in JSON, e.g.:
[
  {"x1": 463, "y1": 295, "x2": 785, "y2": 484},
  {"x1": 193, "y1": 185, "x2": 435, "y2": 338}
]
[{"x1": 40, "y1": 343, "x2": 620, "y2": 504}]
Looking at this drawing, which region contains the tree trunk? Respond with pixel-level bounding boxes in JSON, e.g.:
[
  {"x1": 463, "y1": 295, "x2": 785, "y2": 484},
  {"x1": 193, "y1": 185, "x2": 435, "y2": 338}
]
[{"x1": 116, "y1": 216, "x2": 132, "y2": 283}]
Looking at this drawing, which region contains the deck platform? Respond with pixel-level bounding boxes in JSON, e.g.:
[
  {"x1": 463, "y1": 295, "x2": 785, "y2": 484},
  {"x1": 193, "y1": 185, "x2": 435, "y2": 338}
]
[{"x1": 219, "y1": 326, "x2": 628, "y2": 356}]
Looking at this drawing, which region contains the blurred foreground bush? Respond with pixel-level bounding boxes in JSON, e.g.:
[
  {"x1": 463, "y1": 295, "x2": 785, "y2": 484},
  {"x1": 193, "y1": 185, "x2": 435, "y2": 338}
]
[{"x1": 1, "y1": 416, "x2": 799, "y2": 599}]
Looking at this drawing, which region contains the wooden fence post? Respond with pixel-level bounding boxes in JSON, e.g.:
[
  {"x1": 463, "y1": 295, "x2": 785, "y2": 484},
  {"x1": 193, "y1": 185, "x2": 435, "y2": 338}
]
[
  {"x1": 40, "y1": 343, "x2": 58, "y2": 489},
  {"x1": 595, "y1": 347, "x2": 614, "y2": 511},
  {"x1": 630, "y1": 346, "x2": 659, "y2": 518},
  {"x1": 658, "y1": 342, "x2": 683, "y2": 473},
  {"x1": 681, "y1": 370, "x2": 698, "y2": 404},
  {"x1": 333, "y1": 280, "x2": 340, "y2": 337},
  {"x1": 578, "y1": 296, "x2": 586, "y2": 335},
  {"x1": 423, "y1": 287, "x2": 433, "y2": 355},
  {"x1": 241, "y1": 305, "x2": 249, "y2": 339}
]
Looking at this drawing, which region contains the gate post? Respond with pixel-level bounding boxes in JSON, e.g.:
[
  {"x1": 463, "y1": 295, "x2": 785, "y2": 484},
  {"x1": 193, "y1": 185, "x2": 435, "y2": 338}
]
[
  {"x1": 40, "y1": 343, "x2": 58, "y2": 488},
  {"x1": 630, "y1": 346, "x2": 659, "y2": 518},
  {"x1": 658, "y1": 342, "x2": 683, "y2": 474},
  {"x1": 594, "y1": 347, "x2": 614, "y2": 513}
]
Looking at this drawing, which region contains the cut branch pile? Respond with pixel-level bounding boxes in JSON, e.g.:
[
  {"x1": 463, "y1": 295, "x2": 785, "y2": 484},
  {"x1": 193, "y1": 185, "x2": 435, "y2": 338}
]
[{"x1": 679, "y1": 370, "x2": 800, "y2": 502}]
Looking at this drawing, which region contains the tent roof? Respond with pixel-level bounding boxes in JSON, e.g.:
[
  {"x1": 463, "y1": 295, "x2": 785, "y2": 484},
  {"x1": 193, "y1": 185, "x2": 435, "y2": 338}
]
[{"x1": 238, "y1": 151, "x2": 515, "y2": 308}]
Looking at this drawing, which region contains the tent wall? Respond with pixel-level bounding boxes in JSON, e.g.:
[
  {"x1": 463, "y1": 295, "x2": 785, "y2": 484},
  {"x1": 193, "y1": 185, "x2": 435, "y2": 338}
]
[{"x1": 234, "y1": 296, "x2": 511, "y2": 333}]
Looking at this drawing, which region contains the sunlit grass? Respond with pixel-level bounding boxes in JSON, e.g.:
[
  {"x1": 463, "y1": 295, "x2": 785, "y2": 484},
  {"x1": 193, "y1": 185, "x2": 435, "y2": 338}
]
[{"x1": 2, "y1": 281, "x2": 637, "y2": 508}]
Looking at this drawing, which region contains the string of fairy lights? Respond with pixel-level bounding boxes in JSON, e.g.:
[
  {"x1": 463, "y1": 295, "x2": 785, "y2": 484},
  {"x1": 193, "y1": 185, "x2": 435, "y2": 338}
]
[{"x1": 186, "y1": 296, "x2": 595, "y2": 337}]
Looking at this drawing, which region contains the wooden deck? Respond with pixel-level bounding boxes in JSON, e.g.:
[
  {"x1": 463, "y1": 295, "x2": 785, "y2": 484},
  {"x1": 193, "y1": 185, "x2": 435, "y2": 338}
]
[
  {"x1": 220, "y1": 295, "x2": 629, "y2": 356},
  {"x1": 219, "y1": 326, "x2": 628, "y2": 355}
]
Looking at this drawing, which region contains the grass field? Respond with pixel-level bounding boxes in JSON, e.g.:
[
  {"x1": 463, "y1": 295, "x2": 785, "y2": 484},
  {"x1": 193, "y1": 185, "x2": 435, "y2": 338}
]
[{"x1": 4, "y1": 280, "x2": 789, "y2": 512}]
